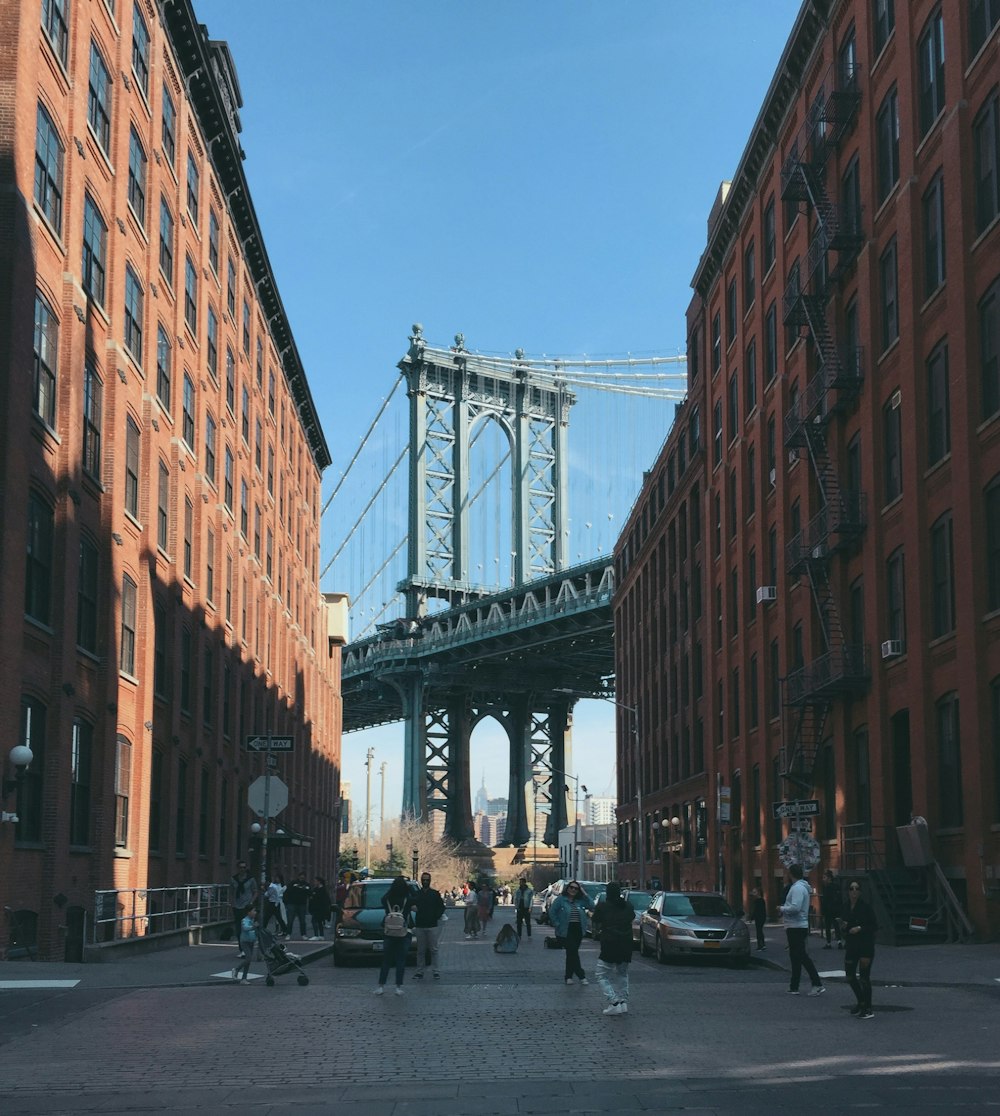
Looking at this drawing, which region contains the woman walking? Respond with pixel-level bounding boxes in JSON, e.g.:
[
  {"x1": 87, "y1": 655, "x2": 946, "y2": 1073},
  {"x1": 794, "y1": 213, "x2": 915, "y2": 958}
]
[
  {"x1": 549, "y1": 881, "x2": 595, "y2": 985},
  {"x1": 374, "y1": 876, "x2": 413, "y2": 996},
  {"x1": 841, "y1": 879, "x2": 877, "y2": 1019}
]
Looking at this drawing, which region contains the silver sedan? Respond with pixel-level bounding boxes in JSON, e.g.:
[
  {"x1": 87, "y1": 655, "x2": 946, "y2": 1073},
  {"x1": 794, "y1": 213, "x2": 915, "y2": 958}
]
[{"x1": 638, "y1": 891, "x2": 751, "y2": 966}]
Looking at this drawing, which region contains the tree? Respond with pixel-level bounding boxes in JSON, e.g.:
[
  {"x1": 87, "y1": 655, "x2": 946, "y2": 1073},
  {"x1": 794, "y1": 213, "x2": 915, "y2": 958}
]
[{"x1": 377, "y1": 816, "x2": 473, "y2": 887}]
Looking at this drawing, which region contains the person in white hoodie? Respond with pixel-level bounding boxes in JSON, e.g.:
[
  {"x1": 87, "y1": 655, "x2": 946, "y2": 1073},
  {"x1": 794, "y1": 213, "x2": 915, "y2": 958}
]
[{"x1": 779, "y1": 863, "x2": 825, "y2": 996}]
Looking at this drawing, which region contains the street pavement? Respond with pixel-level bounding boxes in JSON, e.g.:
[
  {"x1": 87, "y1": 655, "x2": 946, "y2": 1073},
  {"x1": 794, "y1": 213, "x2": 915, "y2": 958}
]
[{"x1": 0, "y1": 915, "x2": 998, "y2": 1113}]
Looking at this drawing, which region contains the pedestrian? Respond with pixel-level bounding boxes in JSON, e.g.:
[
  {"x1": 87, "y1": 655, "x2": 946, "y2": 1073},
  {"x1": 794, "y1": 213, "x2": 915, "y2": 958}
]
[
  {"x1": 477, "y1": 881, "x2": 493, "y2": 931},
  {"x1": 230, "y1": 860, "x2": 258, "y2": 955},
  {"x1": 464, "y1": 881, "x2": 480, "y2": 938},
  {"x1": 308, "y1": 876, "x2": 332, "y2": 940},
  {"x1": 549, "y1": 880, "x2": 595, "y2": 985},
  {"x1": 841, "y1": 879, "x2": 877, "y2": 1019},
  {"x1": 410, "y1": 871, "x2": 446, "y2": 980},
  {"x1": 374, "y1": 875, "x2": 413, "y2": 996},
  {"x1": 591, "y1": 881, "x2": 634, "y2": 1015},
  {"x1": 232, "y1": 907, "x2": 258, "y2": 983},
  {"x1": 263, "y1": 872, "x2": 287, "y2": 936},
  {"x1": 513, "y1": 877, "x2": 534, "y2": 939},
  {"x1": 749, "y1": 887, "x2": 767, "y2": 951},
  {"x1": 779, "y1": 863, "x2": 825, "y2": 996},
  {"x1": 820, "y1": 870, "x2": 843, "y2": 949},
  {"x1": 284, "y1": 872, "x2": 312, "y2": 938}
]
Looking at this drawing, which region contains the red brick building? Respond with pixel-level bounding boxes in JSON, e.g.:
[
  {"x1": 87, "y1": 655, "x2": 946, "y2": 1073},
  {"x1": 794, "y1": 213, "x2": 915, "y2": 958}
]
[
  {"x1": 615, "y1": 0, "x2": 1000, "y2": 939},
  {"x1": 0, "y1": 0, "x2": 342, "y2": 958}
]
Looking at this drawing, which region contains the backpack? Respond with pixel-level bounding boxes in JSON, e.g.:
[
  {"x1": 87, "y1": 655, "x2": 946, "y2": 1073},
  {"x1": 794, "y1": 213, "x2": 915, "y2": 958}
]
[
  {"x1": 384, "y1": 905, "x2": 408, "y2": 937},
  {"x1": 494, "y1": 925, "x2": 519, "y2": 953}
]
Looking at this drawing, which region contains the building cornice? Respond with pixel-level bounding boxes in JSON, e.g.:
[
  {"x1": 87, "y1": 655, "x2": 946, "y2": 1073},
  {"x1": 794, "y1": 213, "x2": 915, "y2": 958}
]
[{"x1": 159, "y1": 0, "x2": 331, "y2": 471}]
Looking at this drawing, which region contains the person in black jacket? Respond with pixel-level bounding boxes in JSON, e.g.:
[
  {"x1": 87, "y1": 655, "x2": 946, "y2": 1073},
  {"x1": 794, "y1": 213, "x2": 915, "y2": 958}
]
[
  {"x1": 283, "y1": 873, "x2": 312, "y2": 939},
  {"x1": 841, "y1": 878, "x2": 877, "y2": 1019},
  {"x1": 590, "y1": 882, "x2": 635, "y2": 1016},
  {"x1": 308, "y1": 876, "x2": 332, "y2": 940},
  {"x1": 410, "y1": 872, "x2": 446, "y2": 981}
]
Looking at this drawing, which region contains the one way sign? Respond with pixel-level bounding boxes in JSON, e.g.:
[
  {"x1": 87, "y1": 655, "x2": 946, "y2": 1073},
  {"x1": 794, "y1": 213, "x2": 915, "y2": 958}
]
[
  {"x1": 245, "y1": 735, "x2": 294, "y2": 752},
  {"x1": 771, "y1": 798, "x2": 820, "y2": 820}
]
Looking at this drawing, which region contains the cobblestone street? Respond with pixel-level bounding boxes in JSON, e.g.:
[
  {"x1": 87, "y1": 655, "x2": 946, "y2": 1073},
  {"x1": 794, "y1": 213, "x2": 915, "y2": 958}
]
[{"x1": 2, "y1": 921, "x2": 999, "y2": 1113}]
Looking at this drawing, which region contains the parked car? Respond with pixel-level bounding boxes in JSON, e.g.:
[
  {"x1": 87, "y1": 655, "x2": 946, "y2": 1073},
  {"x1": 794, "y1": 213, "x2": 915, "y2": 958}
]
[
  {"x1": 638, "y1": 891, "x2": 750, "y2": 965},
  {"x1": 586, "y1": 888, "x2": 655, "y2": 943},
  {"x1": 332, "y1": 878, "x2": 419, "y2": 966}
]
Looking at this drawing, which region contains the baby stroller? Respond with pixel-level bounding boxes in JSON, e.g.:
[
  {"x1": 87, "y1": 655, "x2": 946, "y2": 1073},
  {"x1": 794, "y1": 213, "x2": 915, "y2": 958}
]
[{"x1": 257, "y1": 926, "x2": 310, "y2": 986}]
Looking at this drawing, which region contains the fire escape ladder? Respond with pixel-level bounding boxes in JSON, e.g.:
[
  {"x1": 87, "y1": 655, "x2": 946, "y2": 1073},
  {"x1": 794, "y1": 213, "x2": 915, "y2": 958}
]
[{"x1": 782, "y1": 699, "x2": 832, "y2": 790}]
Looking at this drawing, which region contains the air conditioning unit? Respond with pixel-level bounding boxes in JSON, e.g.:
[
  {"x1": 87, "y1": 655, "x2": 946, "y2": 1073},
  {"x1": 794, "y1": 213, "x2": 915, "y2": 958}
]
[
  {"x1": 769, "y1": 467, "x2": 777, "y2": 487},
  {"x1": 756, "y1": 585, "x2": 777, "y2": 604},
  {"x1": 811, "y1": 543, "x2": 828, "y2": 560},
  {"x1": 881, "y1": 639, "x2": 903, "y2": 660}
]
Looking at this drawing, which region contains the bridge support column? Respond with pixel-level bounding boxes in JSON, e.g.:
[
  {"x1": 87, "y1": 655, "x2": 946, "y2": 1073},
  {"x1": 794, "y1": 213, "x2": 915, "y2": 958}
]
[
  {"x1": 400, "y1": 674, "x2": 426, "y2": 818},
  {"x1": 542, "y1": 700, "x2": 572, "y2": 846},
  {"x1": 442, "y1": 698, "x2": 474, "y2": 842},
  {"x1": 501, "y1": 699, "x2": 533, "y2": 847}
]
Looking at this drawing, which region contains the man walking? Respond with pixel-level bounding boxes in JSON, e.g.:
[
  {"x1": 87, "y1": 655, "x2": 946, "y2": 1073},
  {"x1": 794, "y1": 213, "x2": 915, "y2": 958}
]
[
  {"x1": 780, "y1": 863, "x2": 825, "y2": 996},
  {"x1": 591, "y1": 881, "x2": 634, "y2": 1015},
  {"x1": 230, "y1": 861, "x2": 258, "y2": 957},
  {"x1": 410, "y1": 871, "x2": 446, "y2": 980},
  {"x1": 283, "y1": 872, "x2": 312, "y2": 939},
  {"x1": 513, "y1": 878, "x2": 534, "y2": 939}
]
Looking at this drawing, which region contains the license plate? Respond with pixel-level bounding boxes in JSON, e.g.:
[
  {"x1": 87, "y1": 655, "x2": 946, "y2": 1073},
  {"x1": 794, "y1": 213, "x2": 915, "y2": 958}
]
[
  {"x1": 372, "y1": 942, "x2": 384, "y2": 952},
  {"x1": 702, "y1": 940, "x2": 721, "y2": 949}
]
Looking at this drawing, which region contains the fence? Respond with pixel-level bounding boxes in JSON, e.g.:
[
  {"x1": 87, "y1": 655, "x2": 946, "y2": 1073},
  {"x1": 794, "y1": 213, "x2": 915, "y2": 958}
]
[{"x1": 91, "y1": 884, "x2": 230, "y2": 945}]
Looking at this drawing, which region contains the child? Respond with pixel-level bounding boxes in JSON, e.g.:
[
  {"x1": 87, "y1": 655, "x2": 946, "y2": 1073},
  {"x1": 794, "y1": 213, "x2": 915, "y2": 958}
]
[{"x1": 233, "y1": 908, "x2": 258, "y2": 982}]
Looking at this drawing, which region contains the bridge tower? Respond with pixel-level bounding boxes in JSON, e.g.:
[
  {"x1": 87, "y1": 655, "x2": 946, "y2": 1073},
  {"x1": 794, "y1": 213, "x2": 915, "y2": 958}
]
[{"x1": 391, "y1": 326, "x2": 577, "y2": 847}]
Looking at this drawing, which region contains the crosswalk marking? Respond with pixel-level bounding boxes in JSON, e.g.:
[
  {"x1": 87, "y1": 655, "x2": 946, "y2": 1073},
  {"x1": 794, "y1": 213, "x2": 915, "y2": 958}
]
[{"x1": 0, "y1": 979, "x2": 81, "y2": 989}]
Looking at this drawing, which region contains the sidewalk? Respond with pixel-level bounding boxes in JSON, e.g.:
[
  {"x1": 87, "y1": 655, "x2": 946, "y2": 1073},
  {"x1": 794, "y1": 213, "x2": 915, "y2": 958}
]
[{"x1": 753, "y1": 921, "x2": 1000, "y2": 988}]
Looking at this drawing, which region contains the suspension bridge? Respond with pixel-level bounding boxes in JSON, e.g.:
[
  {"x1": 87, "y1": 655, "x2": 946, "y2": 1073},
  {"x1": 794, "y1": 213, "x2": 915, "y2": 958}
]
[{"x1": 321, "y1": 326, "x2": 686, "y2": 846}]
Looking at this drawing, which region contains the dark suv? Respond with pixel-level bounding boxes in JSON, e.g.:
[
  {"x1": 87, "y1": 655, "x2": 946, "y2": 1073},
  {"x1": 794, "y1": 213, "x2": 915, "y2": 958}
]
[{"x1": 332, "y1": 878, "x2": 418, "y2": 966}]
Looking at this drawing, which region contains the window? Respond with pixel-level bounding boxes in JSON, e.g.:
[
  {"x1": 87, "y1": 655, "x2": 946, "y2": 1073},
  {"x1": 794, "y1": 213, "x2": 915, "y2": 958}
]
[
  {"x1": 159, "y1": 198, "x2": 174, "y2": 285},
  {"x1": 83, "y1": 359, "x2": 102, "y2": 478},
  {"x1": 202, "y1": 650, "x2": 213, "y2": 728},
  {"x1": 207, "y1": 527, "x2": 215, "y2": 601},
  {"x1": 726, "y1": 279, "x2": 737, "y2": 347},
  {"x1": 927, "y1": 340, "x2": 950, "y2": 465},
  {"x1": 743, "y1": 240, "x2": 755, "y2": 312},
  {"x1": 727, "y1": 373, "x2": 738, "y2": 443},
  {"x1": 879, "y1": 238, "x2": 899, "y2": 351},
  {"x1": 917, "y1": 9, "x2": 945, "y2": 137},
  {"x1": 267, "y1": 444, "x2": 274, "y2": 495},
  {"x1": 219, "y1": 775, "x2": 229, "y2": 853},
  {"x1": 254, "y1": 504, "x2": 261, "y2": 559},
  {"x1": 769, "y1": 639, "x2": 780, "y2": 718},
  {"x1": 207, "y1": 306, "x2": 218, "y2": 380},
  {"x1": 182, "y1": 373, "x2": 195, "y2": 448},
  {"x1": 242, "y1": 299, "x2": 251, "y2": 356},
  {"x1": 268, "y1": 370, "x2": 276, "y2": 416},
  {"x1": 184, "y1": 255, "x2": 198, "y2": 333},
  {"x1": 744, "y1": 339, "x2": 757, "y2": 416},
  {"x1": 874, "y1": 0, "x2": 895, "y2": 55},
  {"x1": 240, "y1": 480, "x2": 248, "y2": 538},
  {"x1": 34, "y1": 103, "x2": 63, "y2": 233},
  {"x1": 180, "y1": 628, "x2": 192, "y2": 713},
  {"x1": 157, "y1": 460, "x2": 170, "y2": 550},
  {"x1": 746, "y1": 445, "x2": 756, "y2": 518},
  {"x1": 763, "y1": 196, "x2": 775, "y2": 272},
  {"x1": 226, "y1": 348, "x2": 236, "y2": 413},
  {"x1": 241, "y1": 386, "x2": 250, "y2": 443},
  {"x1": 70, "y1": 719, "x2": 92, "y2": 846},
  {"x1": 82, "y1": 194, "x2": 107, "y2": 306},
  {"x1": 77, "y1": 536, "x2": 98, "y2": 653},
  {"x1": 32, "y1": 291, "x2": 58, "y2": 426},
  {"x1": 886, "y1": 546, "x2": 906, "y2": 647},
  {"x1": 255, "y1": 418, "x2": 263, "y2": 472},
  {"x1": 149, "y1": 750, "x2": 163, "y2": 854},
  {"x1": 205, "y1": 414, "x2": 217, "y2": 485},
  {"x1": 883, "y1": 391, "x2": 902, "y2": 502},
  {"x1": 15, "y1": 697, "x2": 45, "y2": 844},
  {"x1": 930, "y1": 512, "x2": 955, "y2": 638},
  {"x1": 125, "y1": 415, "x2": 140, "y2": 517},
  {"x1": 839, "y1": 24, "x2": 858, "y2": 89},
  {"x1": 224, "y1": 446, "x2": 234, "y2": 511},
  {"x1": 155, "y1": 324, "x2": 172, "y2": 410},
  {"x1": 25, "y1": 492, "x2": 54, "y2": 625},
  {"x1": 766, "y1": 414, "x2": 776, "y2": 480},
  {"x1": 974, "y1": 92, "x2": 1000, "y2": 233},
  {"x1": 256, "y1": 338, "x2": 263, "y2": 388},
  {"x1": 161, "y1": 85, "x2": 176, "y2": 166},
  {"x1": 41, "y1": 0, "x2": 69, "y2": 65},
  {"x1": 131, "y1": 3, "x2": 150, "y2": 97},
  {"x1": 923, "y1": 173, "x2": 946, "y2": 296},
  {"x1": 227, "y1": 257, "x2": 236, "y2": 316},
  {"x1": 120, "y1": 574, "x2": 137, "y2": 674},
  {"x1": 114, "y1": 735, "x2": 132, "y2": 848},
  {"x1": 183, "y1": 497, "x2": 193, "y2": 578},
  {"x1": 937, "y1": 692, "x2": 962, "y2": 827},
  {"x1": 127, "y1": 128, "x2": 147, "y2": 224},
  {"x1": 842, "y1": 153, "x2": 862, "y2": 239},
  {"x1": 748, "y1": 655, "x2": 759, "y2": 730},
  {"x1": 198, "y1": 767, "x2": 210, "y2": 854},
  {"x1": 208, "y1": 209, "x2": 220, "y2": 275},
  {"x1": 176, "y1": 757, "x2": 188, "y2": 855},
  {"x1": 971, "y1": 0, "x2": 1000, "y2": 56},
  {"x1": 186, "y1": 153, "x2": 199, "y2": 225},
  {"x1": 730, "y1": 668, "x2": 740, "y2": 736},
  {"x1": 265, "y1": 528, "x2": 273, "y2": 580},
  {"x1": 124, "y1": 266, "x2": 144, "y2": 364},
  {"x1": 983, "y1": 280, "x2": 1000, "y2": 420},
  {"x1": 713, "y1": 401, "x2": 722, "y2": 466},
  {"x1": 764, "y1": 303, "x2": 777, "y2": 384},
  {"x1": 876, "y1": 88, "x2": 900, "y2": 204},
  {"x1": 87, "y1": 42, "x2": 111, "y2": 153},
  {"x1": 225, "y1": 553, "x2": 233, "y2": 622}
]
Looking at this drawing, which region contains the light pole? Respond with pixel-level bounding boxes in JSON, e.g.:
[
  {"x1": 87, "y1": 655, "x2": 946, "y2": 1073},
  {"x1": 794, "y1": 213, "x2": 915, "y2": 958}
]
[
  {"x1": 411, "y1": 847, "x2": 419, "y2": 879},
  {"x1": 364, "y1": 746, "x2": 375, "y2": 872},
  {"x1": 378, "y1": 761, "x2": 387, "y2": 839},
  {"x1": 1, "y1": 744, "x2": 35, "y2": 825},
  {"x1": 555, "y1": 689, "x2": 642, "y2": 887}
]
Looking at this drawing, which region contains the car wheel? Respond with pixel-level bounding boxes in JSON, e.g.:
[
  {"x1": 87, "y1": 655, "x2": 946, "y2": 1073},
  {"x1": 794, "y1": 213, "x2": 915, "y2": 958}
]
[
  {"x1": 265, "y1": 975, "x2": 275, "y2": 986},
  {"x1": 638, "y1": 929, "x2": 649, "y2": 957},
  {"x1": 655, "y1": 934, "x2": 667, "y2": 965}
]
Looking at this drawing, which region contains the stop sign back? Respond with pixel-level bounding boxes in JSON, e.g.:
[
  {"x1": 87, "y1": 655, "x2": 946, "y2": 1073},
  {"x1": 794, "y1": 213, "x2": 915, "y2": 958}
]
[{"x1": 248, "y1": 775, "x2": 288, "y2": 818}]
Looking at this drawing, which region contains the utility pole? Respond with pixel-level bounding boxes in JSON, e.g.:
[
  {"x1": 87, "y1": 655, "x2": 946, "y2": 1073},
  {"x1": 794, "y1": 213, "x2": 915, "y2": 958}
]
[
  {"x1": 379, "y1": 761, "x2": 388, "y2": 840},
  {"x1": 364, "y1": 747, "x2": 375, "y2": 871}
]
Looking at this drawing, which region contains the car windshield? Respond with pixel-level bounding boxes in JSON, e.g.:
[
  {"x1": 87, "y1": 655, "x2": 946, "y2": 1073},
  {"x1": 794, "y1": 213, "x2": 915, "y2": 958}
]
[
  {"x1": 626, "y1": 891, "x2": 654, "y2": 914},
  {"x1": 347, "y1": 881, "x2": 392, "y2": 909},
  {"x1": 661, "y1": 894, "x2": 735, "y2": 919}
]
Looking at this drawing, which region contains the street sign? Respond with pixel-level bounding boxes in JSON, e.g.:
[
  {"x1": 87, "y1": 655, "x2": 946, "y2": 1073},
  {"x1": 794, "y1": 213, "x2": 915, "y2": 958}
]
[
  {"x1": 771, "y1": 798, "x2": 820, "y2": 820},
  {"x1": 788, "y1": 818, "x2": 813, "y2": 833},
  {"x1": 245, "y1": 735, "x2": 294, "y2": 752},
  {"x1": 777, "y1": 832, "x2": 820, "y2": 870},
  {"x1": 248, "y1": 775, "x2": 288, "y2": 818}
]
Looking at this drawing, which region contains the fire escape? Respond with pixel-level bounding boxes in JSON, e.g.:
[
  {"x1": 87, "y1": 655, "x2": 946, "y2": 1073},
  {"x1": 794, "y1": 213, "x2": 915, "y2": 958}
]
[{"x1": 779, "y1": 60, "x2": 868, "y2": 789}]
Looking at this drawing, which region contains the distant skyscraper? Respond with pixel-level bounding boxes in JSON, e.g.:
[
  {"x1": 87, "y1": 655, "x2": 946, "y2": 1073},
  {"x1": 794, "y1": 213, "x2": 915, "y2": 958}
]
[
  {"x1": 474, "y1": 772, "x2": 490, "y2": 815},
  {"x1": 587, "y1": 797, "x2": 617, "y2": 826}
]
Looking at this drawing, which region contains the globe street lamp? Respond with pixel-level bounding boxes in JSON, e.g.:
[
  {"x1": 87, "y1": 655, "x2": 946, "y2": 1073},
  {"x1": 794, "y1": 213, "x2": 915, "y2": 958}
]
[{"x1": 2, "y1": 744, "x2": 35, "y2": 825}]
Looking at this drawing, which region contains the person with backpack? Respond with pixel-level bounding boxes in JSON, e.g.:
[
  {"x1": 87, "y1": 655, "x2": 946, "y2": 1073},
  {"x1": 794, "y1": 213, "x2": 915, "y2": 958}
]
[
  {"x1": 374, "y1": 876, "x2": 413, "y2": 996},
  {"x1": 591, "y1": 881, "x2": 635, "y2": 1015},
  {"x1": 229, "y1": 861, "x2": 258, "y2": 956},
  {"x1": 513, "y1": 878, "x2": 534, "y2": 939}
]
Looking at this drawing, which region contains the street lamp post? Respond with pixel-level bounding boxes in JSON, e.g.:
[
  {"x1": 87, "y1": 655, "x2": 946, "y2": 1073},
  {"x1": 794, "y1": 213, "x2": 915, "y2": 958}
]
[
  {"x1": 1, "y1": 744, "x2": 35, "y2": 825},
  {"x1": 411, "y1": 848, "x2": 419, "y2": 879},
  {"x1": 364, "y1": 746, "x2": 375, "y2": 873}
]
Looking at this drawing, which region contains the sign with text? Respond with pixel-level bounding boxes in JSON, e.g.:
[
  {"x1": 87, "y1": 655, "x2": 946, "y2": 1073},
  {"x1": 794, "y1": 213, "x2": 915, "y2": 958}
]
[
  {"x1": 245, "y1": 735, "x2": 294, "y2": 752},
  {"x1": 771, "y1": 798, "x2": 820, "y2": 820}
]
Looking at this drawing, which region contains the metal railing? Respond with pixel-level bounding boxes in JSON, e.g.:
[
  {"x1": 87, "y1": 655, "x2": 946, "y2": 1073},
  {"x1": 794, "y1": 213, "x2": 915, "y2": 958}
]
[{"x1": 91, "y1": 884, "x2": 230, "y2": 945}]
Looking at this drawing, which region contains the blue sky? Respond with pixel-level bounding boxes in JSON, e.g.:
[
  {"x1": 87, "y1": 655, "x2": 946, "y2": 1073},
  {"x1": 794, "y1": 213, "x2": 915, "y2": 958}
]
[{"x1": 195, "y1": 0, "x2": 802, "y2": 833}]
